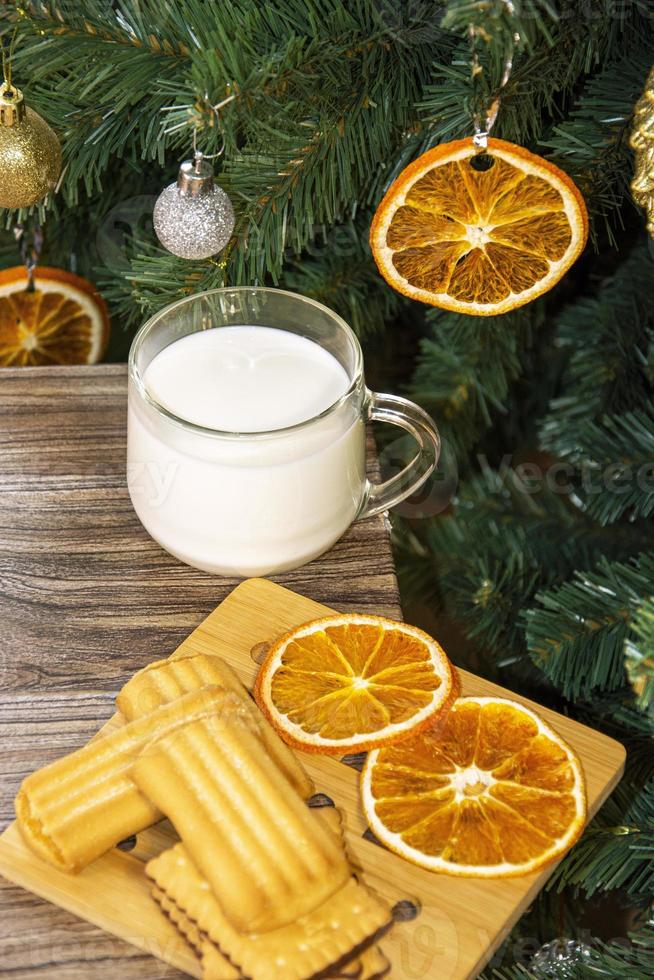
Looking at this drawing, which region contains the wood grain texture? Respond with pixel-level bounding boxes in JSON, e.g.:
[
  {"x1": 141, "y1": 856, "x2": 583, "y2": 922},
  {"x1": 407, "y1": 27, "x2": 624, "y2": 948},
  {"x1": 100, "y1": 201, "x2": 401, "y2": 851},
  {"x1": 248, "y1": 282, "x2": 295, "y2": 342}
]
[
  {"x1": 0, "y1": 579, "x2": 625, "y2": 980},
  {"x1": 0, "y1": 365, "x2": 401, "y2": 978}
]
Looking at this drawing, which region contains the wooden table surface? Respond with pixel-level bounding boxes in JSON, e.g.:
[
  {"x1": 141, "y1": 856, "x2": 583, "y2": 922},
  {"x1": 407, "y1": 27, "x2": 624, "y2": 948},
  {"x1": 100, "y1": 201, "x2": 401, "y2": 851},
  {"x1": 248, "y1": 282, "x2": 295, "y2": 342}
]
[{"x1": 0, "y1": 364, "x2": 401, "y2": 979}]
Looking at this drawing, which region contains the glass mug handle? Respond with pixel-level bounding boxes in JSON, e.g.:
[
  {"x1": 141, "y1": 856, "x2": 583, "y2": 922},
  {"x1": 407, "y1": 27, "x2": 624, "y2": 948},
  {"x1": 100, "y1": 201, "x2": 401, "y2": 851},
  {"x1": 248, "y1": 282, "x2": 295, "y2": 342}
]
[{"x1": 358, "y1": 391, "x2": 441, "y2": 519}]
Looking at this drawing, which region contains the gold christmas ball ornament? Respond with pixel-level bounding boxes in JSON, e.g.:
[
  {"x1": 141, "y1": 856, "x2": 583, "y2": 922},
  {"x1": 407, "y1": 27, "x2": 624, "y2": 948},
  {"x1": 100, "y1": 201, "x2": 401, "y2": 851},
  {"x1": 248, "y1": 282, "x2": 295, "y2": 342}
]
[
  {"x1": 0, "y1": 81, "x2": 62, "y2": 209},
  {"x1": 630, "y1": 66, "x2": 654, "y2": 236}
]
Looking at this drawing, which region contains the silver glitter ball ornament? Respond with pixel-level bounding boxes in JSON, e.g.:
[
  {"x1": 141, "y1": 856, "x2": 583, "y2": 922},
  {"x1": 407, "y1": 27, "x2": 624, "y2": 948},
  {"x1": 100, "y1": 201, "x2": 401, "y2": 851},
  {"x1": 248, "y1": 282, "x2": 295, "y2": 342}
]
[
  {"x1": 153, "y1": 157, "x2": 235, "y2": 260},
  {"x1": 531, "y1": 938, "x2": 594, "y2": 978}
]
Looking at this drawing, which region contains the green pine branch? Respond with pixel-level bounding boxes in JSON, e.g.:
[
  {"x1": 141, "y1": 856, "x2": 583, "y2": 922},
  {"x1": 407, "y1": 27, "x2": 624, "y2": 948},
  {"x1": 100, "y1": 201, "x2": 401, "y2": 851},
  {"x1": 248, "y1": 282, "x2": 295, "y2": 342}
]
[
  {"x1": 552, "y1": 825, "x2": 654, "y2": 901},
  {"x1": 482, "y1": 917, "x2": 654, "y2": 979},
  {"x1": 524, "y1": 553, "x2": 654, "y2": 700},
  {"x1": 575, "y1": 690, "x2": 654, "y2": 777},
  {"x1": 398, "y1": 461, "x2": 654, "y2": 693},
  {"x1": 583, "y1": 922, "x2": 654, "y2": 980},
  {"x1": 220, "y1": 18, "x2": 438, "y2": 284},
  {"x1": 539, "y1": 241, "x2": 654, "y2": 455},
  {"x1": 626, "y1": 598, "x2": 654, "y2": 712},
  {"x1": 546, "y1": 407, "x2": 654, "y2": 527},
  {"x1": 549, "y1": 716, "x2": 654, "y2": 903},
  {"x1": 543, "y1": 42, "x2": 653, "y2": 245},
  {"x1": 422, "y1": 4, "x2": 637, "y2": 148},
  {"x1": 14, "y1": 1, "x2": 188, "y2": 52},
  {"x1": 408, "y1": 304, "x2": 545, "y2": 459},
  {"x1": 440, "y1": 0, "x2": 558, "y2": 52},
  {"x1": 97, "y1": 239, "x2": 225, "y2": 328},
  {"x1": 280, "y1": 217, "x2": 403, "y2": 336},
  {"x1": 550, "y1": 772, "x2": 654, "y2": 902}
]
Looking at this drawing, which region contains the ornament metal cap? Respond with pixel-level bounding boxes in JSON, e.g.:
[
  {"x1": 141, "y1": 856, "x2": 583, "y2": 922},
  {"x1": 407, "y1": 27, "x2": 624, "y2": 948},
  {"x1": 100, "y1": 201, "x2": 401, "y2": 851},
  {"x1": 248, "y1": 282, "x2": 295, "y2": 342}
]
[
  {"x1": 177, "y1": 156, "x2": 214, "y2": 197},
  {"x1": 0, "y1": 81, "x2": 26, "y2": 127}
]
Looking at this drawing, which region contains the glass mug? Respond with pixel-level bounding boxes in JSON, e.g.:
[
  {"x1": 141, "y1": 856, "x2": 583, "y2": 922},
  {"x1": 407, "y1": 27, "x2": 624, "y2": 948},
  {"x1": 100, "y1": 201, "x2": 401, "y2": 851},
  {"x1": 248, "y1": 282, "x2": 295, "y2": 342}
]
[{"x1": 127, "y1": 288, "x2": 440, "y2": 577}]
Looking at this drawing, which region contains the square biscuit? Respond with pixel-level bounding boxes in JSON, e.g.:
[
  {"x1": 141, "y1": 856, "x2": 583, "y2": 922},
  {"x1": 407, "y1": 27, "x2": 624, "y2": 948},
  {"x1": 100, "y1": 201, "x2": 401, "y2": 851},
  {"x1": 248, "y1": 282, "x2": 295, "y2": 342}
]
[{"x1": 146, "y1": 843, "x2": 391, "y2": 980}]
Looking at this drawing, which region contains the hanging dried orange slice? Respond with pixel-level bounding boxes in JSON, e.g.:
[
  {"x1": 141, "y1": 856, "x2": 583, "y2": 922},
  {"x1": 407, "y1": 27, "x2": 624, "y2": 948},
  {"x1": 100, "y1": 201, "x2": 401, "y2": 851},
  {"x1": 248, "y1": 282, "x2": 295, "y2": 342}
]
[
  {"x1": 370, "y1": 137, "x2": 588, "y2": 316},
  {"x1": 254, "y1": 614, "x2": 459, "y2": 754},
  {"x1": 0, "y1": 266, "x2": 109, "y2": 366},
  {"x1": 361, "y1": 696, "x2": 586, "y2": 877}
]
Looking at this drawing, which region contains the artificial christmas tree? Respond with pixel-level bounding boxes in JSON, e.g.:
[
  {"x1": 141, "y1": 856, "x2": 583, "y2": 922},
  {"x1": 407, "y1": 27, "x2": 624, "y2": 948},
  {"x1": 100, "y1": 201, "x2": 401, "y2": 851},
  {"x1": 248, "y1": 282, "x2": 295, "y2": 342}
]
[{"x1": 1, "y1": 1, "x2": 653, "y2": 976}]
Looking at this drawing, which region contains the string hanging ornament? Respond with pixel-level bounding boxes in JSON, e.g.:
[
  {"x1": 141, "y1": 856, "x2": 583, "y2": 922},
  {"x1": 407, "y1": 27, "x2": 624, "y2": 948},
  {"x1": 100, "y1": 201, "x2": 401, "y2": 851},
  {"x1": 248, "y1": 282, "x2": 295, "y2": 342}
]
[
  {"x1": 0, "y1": 28, "x2": 62, "y2": 209},
  {"x1": 153, "y1": 94, "x2": 236, "y2": 260},
  {"x1": 0, "y1": 218, "x2": 110, "y2": 367},
  {"x1": 369, "y1": 2, "x2": 589, "y2": 316}
]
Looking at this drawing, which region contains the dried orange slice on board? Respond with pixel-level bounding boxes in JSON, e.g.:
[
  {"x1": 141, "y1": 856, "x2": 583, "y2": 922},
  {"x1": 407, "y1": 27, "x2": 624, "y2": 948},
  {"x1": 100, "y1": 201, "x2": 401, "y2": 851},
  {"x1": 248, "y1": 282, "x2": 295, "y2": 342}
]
[
  {"x1": 370, "y1": 138, "x2": 588, "y2": 316},
  {"x1": 0, "y1": 266, "x2": 109, "y2": 366},
  {"x1": 361, "y1": 696, "x2": 586, "y2": 877},
  {"x1": 254, "y1": 614, "x2": 459, "y2": 755}
]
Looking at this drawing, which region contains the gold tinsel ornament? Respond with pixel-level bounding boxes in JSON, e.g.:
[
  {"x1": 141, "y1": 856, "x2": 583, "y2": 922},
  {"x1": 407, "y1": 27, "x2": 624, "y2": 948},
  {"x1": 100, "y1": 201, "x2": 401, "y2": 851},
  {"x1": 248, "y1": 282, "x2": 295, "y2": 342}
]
[
  {"x1": 0, "y1": 31, "x2": 61, "y2": 209},
  {"x1": 630, "y1": 66, "x2": 654, "y2": 235}
]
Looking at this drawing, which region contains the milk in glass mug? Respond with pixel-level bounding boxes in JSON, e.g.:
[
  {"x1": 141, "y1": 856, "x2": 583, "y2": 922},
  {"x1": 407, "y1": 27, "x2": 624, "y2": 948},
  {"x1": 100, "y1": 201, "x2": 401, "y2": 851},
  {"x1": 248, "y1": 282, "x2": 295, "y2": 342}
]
[{"x1": 127, "y1": 288, "x2": 440, "y2": 576}]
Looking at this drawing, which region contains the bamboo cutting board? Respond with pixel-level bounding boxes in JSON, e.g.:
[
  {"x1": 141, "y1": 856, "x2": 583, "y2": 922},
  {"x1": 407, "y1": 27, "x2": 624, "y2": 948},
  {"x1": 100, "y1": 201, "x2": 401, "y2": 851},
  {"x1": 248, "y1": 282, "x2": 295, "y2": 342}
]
[{"x1": 0, "y1": 578, "x2": 625, "y2": 980}]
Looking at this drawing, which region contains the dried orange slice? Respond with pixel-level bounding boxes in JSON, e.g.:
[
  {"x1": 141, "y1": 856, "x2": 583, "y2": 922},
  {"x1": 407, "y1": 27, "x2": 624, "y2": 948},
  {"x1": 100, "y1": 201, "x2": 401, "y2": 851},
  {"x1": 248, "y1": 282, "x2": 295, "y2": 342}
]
[
  {"x1": 254, "y1": 614, "x2": 459, "y2": 754},
  {"x1": 370, "y1": 137, "x2": 588, "y2": 316},
  {"x1": 361, "y1": 696, "x2": 586, "y2": 877},
  {"x1": 0, "y1": 266, "x2": 109, "y2": 366}
]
